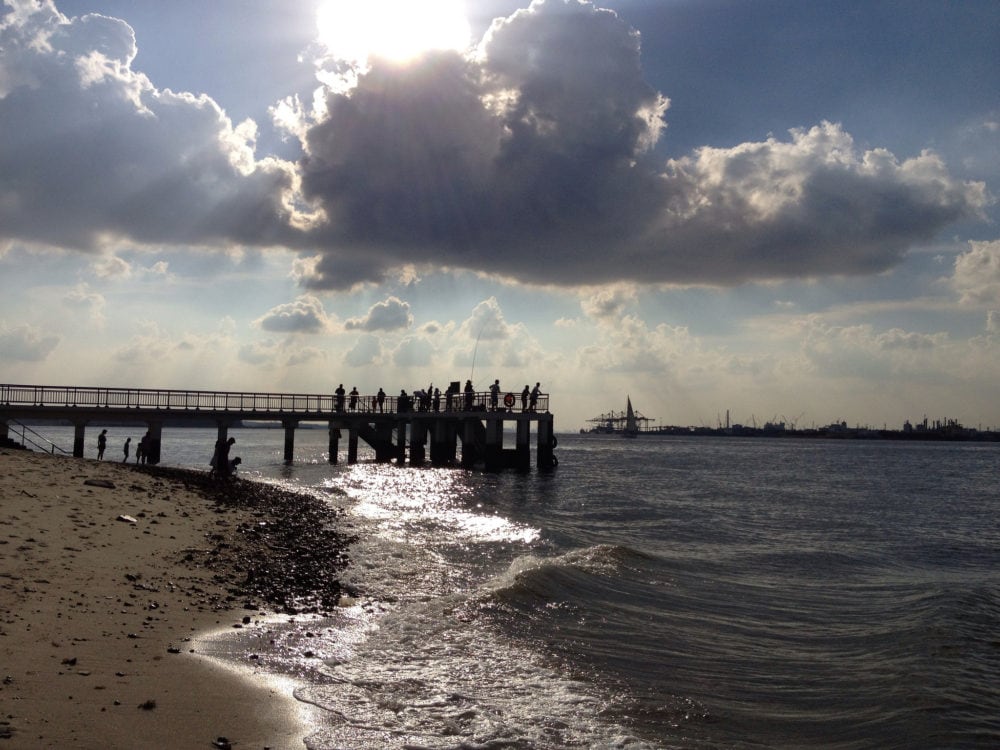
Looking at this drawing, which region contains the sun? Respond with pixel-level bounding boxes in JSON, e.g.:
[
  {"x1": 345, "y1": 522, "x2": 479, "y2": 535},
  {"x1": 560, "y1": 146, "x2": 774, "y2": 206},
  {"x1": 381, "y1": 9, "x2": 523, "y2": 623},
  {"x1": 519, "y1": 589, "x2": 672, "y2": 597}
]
[{"x1": 317, "y1": 0, "x2": 472, "y2": 65}]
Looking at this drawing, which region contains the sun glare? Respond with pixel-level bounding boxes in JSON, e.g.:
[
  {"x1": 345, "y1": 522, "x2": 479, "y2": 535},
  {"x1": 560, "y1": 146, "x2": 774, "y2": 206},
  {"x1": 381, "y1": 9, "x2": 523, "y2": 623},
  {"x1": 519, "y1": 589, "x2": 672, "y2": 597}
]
[{"x1": 317, "y1": 0, "x2": 471, "y2": 65}]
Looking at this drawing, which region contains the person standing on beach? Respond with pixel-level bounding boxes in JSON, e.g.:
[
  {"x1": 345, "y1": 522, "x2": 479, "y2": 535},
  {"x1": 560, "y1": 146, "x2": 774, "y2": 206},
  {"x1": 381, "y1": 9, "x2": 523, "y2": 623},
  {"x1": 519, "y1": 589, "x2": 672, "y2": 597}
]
[
  {"x1": 97, "y1": 429, "x2": 107, "y2": 460},
  {"x1": 122, "y1": 437, "x2": 131, "y2": 463},
  {"x1": 218, "y1": 436, "x2": 236, "y2": 477}
]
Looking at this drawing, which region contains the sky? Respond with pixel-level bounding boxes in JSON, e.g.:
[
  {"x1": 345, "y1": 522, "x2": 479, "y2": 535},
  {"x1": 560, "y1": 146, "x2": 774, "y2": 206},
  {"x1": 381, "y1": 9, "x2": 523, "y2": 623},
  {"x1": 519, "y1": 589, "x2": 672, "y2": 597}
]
[{"x1": 1, "y1": 0, "x2": 998, "y2": 431}]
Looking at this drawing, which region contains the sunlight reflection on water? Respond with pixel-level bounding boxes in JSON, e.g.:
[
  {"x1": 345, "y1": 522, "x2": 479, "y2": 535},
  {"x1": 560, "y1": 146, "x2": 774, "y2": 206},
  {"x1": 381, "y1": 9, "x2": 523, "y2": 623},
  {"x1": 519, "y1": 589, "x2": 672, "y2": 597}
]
[{"x1": 322, "y1": 463, "x2": 540, "y2": 546}]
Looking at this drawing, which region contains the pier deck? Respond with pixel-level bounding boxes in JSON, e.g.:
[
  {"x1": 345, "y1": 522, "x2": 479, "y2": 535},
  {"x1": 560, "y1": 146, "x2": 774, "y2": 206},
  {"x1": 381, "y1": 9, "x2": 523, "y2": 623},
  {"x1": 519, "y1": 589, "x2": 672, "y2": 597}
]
[{"x1": 0, "y1": 384, "x2": 556, "y2": 471}]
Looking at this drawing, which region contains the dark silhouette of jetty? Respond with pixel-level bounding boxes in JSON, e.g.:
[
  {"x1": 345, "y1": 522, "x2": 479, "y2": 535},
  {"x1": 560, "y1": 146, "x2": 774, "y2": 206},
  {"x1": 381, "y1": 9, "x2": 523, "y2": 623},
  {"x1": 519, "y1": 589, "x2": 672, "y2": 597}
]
[{"x1": 0, "y1": 383, "x2": 556, "y2": 471}]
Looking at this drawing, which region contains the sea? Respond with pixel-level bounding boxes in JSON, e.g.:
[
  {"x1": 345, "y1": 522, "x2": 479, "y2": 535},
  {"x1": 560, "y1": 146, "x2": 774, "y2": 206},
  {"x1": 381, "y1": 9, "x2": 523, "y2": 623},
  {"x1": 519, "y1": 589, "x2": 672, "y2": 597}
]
[{"x1": 21, "y1": 424, "x2": 1000, "y2": 748}]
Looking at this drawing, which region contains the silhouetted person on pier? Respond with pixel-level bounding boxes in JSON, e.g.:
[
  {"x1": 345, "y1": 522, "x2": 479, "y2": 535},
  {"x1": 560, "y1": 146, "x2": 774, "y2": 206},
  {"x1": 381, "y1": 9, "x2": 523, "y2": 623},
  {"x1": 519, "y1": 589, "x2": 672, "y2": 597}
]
[
  {"x1": 335, "y1": 384, "x2": 346, "y2": 412},
  {"x1": 97, "y1": 429, "x2": 107, "y2": 460},
  {"x1": 530, "y1": 382, "x2": 541, "y2": 412},
  {"x1": 521, "y1": 385, "x2": 529, "y2": 412},
  {"x1": 464, "y1": 379, "x2": 474, "y2": 410},
  {"x1": 433, "y1": 387, "x2": 441, "y2": 413},
  {"x1": 122, "y1": 437, "x2": 131, "y2": 463},
  {"x1": 398, "y1": 389, "x2": 410, "y2": 413},
  {"x1": 349, "y1": 386, "x2": 359, "y2": 411},
  {"x1": 490, "y1": 379, "x2": 500, "y2": 411},
  {"x1": 376, "y1": 387, "x2": 386, "y2": 412}
]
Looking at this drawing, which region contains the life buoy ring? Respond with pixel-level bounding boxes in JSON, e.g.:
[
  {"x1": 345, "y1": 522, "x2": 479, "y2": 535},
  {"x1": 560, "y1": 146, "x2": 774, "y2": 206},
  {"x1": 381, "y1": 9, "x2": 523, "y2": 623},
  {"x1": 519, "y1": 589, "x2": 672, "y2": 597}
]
[{"x1": 503, "y1": 393, "x2": 515, "y2": 408}]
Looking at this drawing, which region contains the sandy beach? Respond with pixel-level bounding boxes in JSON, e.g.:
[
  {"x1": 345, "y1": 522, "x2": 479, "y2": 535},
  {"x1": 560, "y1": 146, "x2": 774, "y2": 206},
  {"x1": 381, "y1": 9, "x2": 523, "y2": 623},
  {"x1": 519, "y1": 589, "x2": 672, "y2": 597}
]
[{"x1": 0, "y1": 448, "x2": 352, "y2": 749}]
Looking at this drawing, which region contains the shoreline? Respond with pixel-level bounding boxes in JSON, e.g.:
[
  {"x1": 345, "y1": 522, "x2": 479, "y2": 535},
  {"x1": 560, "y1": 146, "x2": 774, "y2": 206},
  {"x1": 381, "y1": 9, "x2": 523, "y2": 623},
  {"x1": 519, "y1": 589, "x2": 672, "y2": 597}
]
[{"x1": 0, "y1": 449, "x2": 355, "y2": 749}]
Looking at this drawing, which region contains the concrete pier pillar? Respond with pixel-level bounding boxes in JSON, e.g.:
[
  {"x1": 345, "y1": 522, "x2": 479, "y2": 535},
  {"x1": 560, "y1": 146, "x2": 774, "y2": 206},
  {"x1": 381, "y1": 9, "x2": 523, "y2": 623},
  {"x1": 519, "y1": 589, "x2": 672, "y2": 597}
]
[
  {"x1": 145, "y1": 421, "x2": 163, "y2": 465},
  {"x1": 328, "y1": 423, "x2": 341, "y2": 464},
  {"x1": 430, "y1": 419, "x2": 454, "y2": 466},
  {"x1": 484, "y1": 415, "x2": 504, "y2": 472},
  {"x1": 73, "y1": 421, "x2": 86, "y2": 458},
  {"x1": 462, "y1": 418, "x2": 478, "y2": 469},
  {"x1": 396, "y1": 420, "x2": 407, "y2": 465},
  {"x1": 536, "y1": 416, "x2": 555, "y2": 470},
  {"x1": 282, "y1": 419, "x2": 298, "y2": 464},
  {"x1": 410, "y1": 420, "x2": 427, "y2": 466},
  {"x1": 515, "y1": 418, "x2": 531, "y2": 472},
  {"x1": 216, "y1": 422, "x2": 229, "y2": 445},
  {"x1": 348, "y1": 428, "x2": 359, "y2": 464},
  {"x1": 374, "y1": 420, "x2": 395, "y2": 462}
]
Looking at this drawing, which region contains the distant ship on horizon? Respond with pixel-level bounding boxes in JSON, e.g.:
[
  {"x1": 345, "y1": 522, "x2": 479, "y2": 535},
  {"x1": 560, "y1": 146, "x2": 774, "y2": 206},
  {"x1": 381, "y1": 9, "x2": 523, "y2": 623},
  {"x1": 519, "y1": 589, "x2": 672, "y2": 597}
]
[
  {"x1": 581, "y1": 397, "x2": 652, "y2": 435},
  {"x1": 622, "y1": 396, "x2": 639, "y2": 438}
]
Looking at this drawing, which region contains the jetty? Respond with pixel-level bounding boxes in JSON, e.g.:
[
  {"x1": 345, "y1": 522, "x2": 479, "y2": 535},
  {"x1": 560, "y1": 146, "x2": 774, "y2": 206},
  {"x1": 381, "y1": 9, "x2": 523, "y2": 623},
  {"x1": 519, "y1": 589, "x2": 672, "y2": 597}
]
[{"x1": 0, "y1": 383, "x2": 556, "y2": 471}]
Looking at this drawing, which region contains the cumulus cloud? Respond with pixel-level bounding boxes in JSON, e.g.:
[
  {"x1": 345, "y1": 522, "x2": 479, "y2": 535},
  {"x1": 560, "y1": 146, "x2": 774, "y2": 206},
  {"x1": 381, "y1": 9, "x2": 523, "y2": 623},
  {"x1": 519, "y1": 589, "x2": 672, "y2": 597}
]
[
  {"x1": 0, "y1": 1, "x2": 307, "y2": 253},
  {"x1": 953, "y1": 239, "x2": 1000, "y2": 305},
  {"x1": 285, "y1": 346, "x2": 325, "y2": 366},
  {"x1": 92, "y1": 255, "x2": 132, "y2": 280},
  {"x1": 288, "y1": 1, "x2": 986, "y2": 289},
  {"x1": 253, "y1": 295, "x2": 333, "y2": 333},
  {"x1": 580, "y1": 284, "x2": 638, "y2": 321},
  {"x1": 236, "y1": 337, "x2": 324, "y2": 367},
  {"x1": 459, "y1": 297, "x2": 514, "y2": 340},
  {"x1": 392, "y1": 335, "x2": 435, "y2": 367},
  {"x1": 63, "y1": 282, "x2": 105, "y2": 324},
  {"x1": 344, "y1": 296, "x2": 412, "y2": 331},
  {"x1": 0, "y1": 0, "x2": 988, "y2": 290},
  {"x1": 343, "y1": 333, "x2": 382, "y2": 367},
  {"x1": 238, "y1": 339, "x2": 277, "y2": 365},
  {"x1": 0, "y1": 321, "x2": 60, "y2": 361},
  {"x1": 798, "y1": 318, "x2": 951, "y2": 379}
]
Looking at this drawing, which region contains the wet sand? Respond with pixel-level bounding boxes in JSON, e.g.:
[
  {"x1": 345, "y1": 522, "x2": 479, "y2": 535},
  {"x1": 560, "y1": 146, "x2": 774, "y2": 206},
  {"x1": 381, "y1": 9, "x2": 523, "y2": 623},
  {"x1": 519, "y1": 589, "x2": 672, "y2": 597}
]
[{"x1": 0, "y1": 448, "x2": 353, "y2": 749}]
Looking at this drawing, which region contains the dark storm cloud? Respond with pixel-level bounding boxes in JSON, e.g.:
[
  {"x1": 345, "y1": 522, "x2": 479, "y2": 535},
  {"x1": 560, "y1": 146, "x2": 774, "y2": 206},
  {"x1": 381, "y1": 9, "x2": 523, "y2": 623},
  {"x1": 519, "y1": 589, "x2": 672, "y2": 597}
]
[{"x1": 0, "y1": 0, "x2": 988, "y2": 288}]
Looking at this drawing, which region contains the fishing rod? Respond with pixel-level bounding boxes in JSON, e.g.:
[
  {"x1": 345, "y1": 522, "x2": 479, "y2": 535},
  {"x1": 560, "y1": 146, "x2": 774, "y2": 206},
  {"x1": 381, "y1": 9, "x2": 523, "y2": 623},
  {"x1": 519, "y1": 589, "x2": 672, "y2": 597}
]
[{"x1": 469, "y1": 321, "x2": 485, "y2": 383}]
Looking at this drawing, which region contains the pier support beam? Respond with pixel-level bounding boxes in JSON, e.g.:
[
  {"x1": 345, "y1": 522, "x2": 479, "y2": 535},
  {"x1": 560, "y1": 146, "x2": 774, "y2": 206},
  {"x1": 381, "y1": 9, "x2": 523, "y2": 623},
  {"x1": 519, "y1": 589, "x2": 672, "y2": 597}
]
[
  {"x1": 461, "y1": 418, "x2": 478, "y2": 468},
  {"x1": 328, "y1": 423, "x2": 341, "y2": 464},
  {"x1": 484, "y1": 415, "x2": 503, "y2": 472},
  {"x1": 371, "y1": 421, "x2": 394, "y2": 462},
  {"x1": 430, "y1": 419, "x2": 456, "y2": 466},
  {"x1": 145, "y1": 421, "x2": 163, "y2": 465},
  {"x1": 73, "y1": 420, "x2": 86, "y2": 459},
  {"x1": 536, "y1": 416, "x2": 554, "y2": 470},
  {"x1": 348, "y1": 427, "x2": 358, "y2": 464},
  {"x1": 515, "y1": 418, "x2": 531, "y2": 472},
  {"x1": 396, "y1": 420, "x2": 407, "y2": 465},
  {"x1": 410, "y1": 420, "x2": 427, "y2": 466},
  {"x1": 282, "y1": 419, "x2": 298, "y2": 464}
]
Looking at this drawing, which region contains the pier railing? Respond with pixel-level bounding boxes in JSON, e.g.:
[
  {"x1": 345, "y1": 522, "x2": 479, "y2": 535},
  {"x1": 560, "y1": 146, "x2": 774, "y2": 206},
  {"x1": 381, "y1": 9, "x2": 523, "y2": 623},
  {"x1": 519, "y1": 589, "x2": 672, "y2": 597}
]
[{"x1": 0, "y1": 384, "x2": 549, "y2": 416}]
